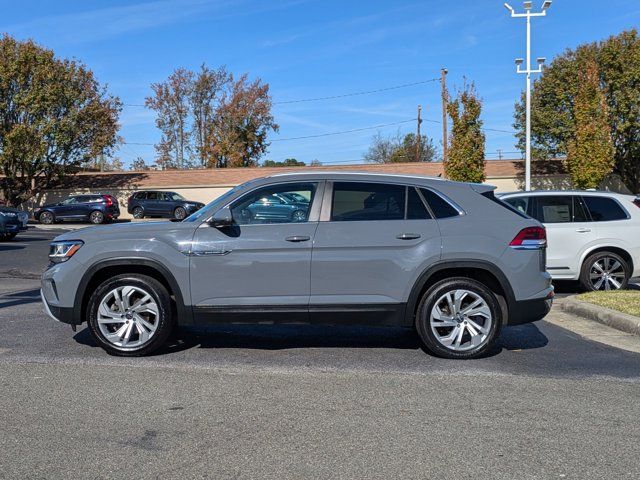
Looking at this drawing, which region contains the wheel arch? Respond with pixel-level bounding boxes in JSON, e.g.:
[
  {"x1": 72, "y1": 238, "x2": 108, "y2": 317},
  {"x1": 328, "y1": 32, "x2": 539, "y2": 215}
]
[
  {"x1": 579, "y1": 245, "x2": 634, "y2": 276},
  {"x1": 73, "y1": 258, "x2": 191, "y2": 326},
  {"x1": 404, "y1": 261, "x2": 514, "y2": 326}
]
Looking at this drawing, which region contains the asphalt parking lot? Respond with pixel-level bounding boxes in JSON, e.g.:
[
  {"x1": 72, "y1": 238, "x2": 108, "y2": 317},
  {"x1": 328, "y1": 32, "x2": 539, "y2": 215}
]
[{"x1": 1, "y1": 228, "x2": 640, "y2": 479}]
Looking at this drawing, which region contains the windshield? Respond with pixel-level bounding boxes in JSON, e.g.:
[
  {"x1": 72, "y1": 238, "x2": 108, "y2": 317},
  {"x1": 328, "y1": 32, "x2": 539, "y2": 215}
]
[{"x1": 183, "y1": 184, "x2": 248, "y2": 222}]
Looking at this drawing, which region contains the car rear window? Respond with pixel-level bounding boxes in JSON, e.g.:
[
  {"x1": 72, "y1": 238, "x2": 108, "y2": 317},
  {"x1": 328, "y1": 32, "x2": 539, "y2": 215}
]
[
  {"x1": 583, "y1": 196, "x2": 628, "y2": 221},
  {"x1": 420, "y1": 189, "x2": 459, "y2": 218}
]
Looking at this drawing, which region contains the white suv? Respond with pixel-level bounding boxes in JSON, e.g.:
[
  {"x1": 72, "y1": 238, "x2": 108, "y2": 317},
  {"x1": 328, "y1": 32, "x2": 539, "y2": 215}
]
[{"x1": 500, "y1": 191, "x2": 640, "y2": 291}]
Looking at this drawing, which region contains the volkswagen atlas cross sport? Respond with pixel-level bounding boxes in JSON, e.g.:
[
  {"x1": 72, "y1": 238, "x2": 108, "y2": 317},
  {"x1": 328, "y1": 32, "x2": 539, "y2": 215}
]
[{"x1": 41, "y1": 173, "x2": 553, "y2": 359}]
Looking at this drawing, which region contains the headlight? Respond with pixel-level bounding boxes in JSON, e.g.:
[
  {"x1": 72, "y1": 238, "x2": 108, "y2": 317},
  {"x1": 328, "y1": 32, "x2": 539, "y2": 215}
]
[
  {"x1": 49, "y1": 240, "x2": 84, "y2": 264},
  {"x1": 0, "y1": 211, "x2": 16, "y2": 217},
  {"x1": 184, "y1": 203, "x2": 196, "y2": 208}
]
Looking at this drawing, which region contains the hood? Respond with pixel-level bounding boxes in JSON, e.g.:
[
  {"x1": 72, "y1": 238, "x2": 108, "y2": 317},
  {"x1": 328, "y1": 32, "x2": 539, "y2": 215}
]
[
  {"x1": 0, "y1": 206, "x2": 20, "y2": 214},
  {"x1": 52, "y1": 219, "x2": 196, "y2": 242}
]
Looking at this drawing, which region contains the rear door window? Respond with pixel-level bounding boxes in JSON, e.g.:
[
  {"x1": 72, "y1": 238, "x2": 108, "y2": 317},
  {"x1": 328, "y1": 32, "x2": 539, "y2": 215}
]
[
  {"x1": 582, "y1": 196, "x2": 628, "y2": 221},
  {"x1": 535, "y1": 196, "x2": 575, "y2": 223},
  {"x1": 331, "y1": 182, "x2": 405, "y2": 221},
  {"x1": 407, "y1": 187, "x2": 432, "y2": 219},
  {"x1": 504, "y1": 196, "x2": 531, "y2": 216},
  {"x1": 146, "y1": 192, "x2": 158, "y2": 200}
]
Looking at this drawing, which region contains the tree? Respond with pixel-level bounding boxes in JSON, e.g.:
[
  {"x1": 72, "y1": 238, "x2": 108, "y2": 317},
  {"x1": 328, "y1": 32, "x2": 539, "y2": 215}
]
[
  {"x1": 365, "y1": 131, "x2": 438, "y2": 164},
  {"x1": 0, "y1": 35, "x2": 121, "y2": 206},
  {"x1": 206, "y1": 74, "x2": 278, "y2": 168},
  {"x1": 445, "y1": 82, "x2": 486, "y2": 183},
  {"x1": 514, "y1": 29, "x2": 640, "y2": 192},
  {"x1": 130, "y1": 157, "x2": 150, "y2": 171},
  {"x1": 145, "y1": 68, "x2": 193, "y2": 169},
  {"x1": 310, "y1": 159, "x2": 323, "y2": 166},
  {"x1": 262, "y1": 158, "x2": 306, "y2": 167},
  {"x1": 566, "y1": 57, "x2": 614, "y2": 189}
]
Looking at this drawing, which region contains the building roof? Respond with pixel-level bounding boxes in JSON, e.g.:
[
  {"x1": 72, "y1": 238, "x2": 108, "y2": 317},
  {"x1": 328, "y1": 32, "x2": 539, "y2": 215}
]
[{"x1": 43, "y1": 159, "x2": 565, "y2": 190}]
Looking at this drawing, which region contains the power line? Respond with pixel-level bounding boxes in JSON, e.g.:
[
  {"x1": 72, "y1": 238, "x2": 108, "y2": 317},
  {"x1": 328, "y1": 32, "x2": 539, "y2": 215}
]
[{"x1": 270, "y1": 119, "x2": 416, "y2": 142}]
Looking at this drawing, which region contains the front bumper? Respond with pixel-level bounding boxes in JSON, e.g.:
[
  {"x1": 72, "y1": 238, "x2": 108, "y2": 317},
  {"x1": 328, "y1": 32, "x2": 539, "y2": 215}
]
[{"x1": 41, "y1": 289, "x2": 75, "y2": 325}]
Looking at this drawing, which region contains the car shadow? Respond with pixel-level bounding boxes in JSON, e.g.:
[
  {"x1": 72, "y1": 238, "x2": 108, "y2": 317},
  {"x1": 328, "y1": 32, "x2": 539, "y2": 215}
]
[
  {"x1": 73, "y1": 322, "x2": 548, "y2": 358},
  {"x1": 0, "y1": 244, "x2": 26, "y2": 252},
  {"x1": 0, "y1": 288, "x2": 41, "y2": 309}
]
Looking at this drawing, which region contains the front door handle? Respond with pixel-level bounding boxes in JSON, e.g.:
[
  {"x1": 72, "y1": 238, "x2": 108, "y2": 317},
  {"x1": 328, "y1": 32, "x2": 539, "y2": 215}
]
[
  {"x1": 575, "y1": 228, "x2": 591, "y2": 233},
  {"x1": 396, "y1": 233, "x2": 421, "y2": 240},
  {"x1": 285, "y1": 235, "x2": 311, "y2": 242}
]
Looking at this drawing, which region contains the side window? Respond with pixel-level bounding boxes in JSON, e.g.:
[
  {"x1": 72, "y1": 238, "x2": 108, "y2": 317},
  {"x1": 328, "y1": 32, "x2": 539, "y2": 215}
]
[
  {"x1": 146, "y1": 192, "x2": 158, "y2": 200},
  {"x1": 583, "y1": 196, "x2": 628, "y2": 222},
  {"x1": 136, "y1": 192, "x2": 147, "y2": 200},
  {"x1": 420, "y1": 189, "x2": 459, "y2": 218},
  {"x1": 230, "y1": 182, "x2": 316, "y2": 225},
  {"x1": 407, "y1": 187, "x2": 432, "y2": 219},
  {"x1": 535, "y1": 196, "x2": 574, "y2": 223},
  {"x1": 75, "y1": 196, "x2": 91, "y2": 204},
  {"x1": 572, "y1": 196, "x2": 590, "y2": 222},
  {"x1": 504, "y1": 196, "x2": 530, "y2": 216},
  {"x1": 331, "y1": 182, "x2": 404, "y2": 221},
  {"x1": 62, "y1": 197, "x2": 78, "y2": 205}
]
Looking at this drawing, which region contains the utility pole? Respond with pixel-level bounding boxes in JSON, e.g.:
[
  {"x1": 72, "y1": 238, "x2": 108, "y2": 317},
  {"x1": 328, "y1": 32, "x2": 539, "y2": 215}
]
[
  {"x1": 441, "y1": 68, "x2": 448, "y2": 163},
  {"x1": 416, "y1": 105, "x2": 422, "y2": 162},
  {"x1": 497, "y1": 149, "x2": 503, "y2": 160},
  {"x1": 505, "y1": 1, "x2": 551, "y2": 191}
]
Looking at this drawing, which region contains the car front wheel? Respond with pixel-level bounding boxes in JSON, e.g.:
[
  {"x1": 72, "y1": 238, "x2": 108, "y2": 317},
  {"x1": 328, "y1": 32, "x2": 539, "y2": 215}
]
[
  {"x1": 87, "y1": 274, "x2": 174, "y2": 356},
  {"x1": 580, "y1": 251, "x2": 630, "y2": 291},
  {"x1": 415, "y1": 277, "x2": 502, "y2": 359},
  {"x1": 173, "y1": 207, "x2": 187, "y2": 220}
]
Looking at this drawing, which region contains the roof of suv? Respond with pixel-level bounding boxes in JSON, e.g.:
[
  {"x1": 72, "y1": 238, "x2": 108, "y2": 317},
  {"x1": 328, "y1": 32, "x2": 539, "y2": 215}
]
[{"x1": 500, "y1": 190, "x2": 636, "y2": 200}]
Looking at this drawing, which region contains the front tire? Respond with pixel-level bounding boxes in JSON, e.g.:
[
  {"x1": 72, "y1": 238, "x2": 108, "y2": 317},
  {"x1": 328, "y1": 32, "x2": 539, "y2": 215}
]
[
  {"x1": 87, "y1": 274, "x2": 174, "y2": 356},
  {"x1": 415, "y1": 277, "x2": 502, "y2": 359},
  {"x1": 173, "y1": 207, "x2": 187, "y2": 220},
  {"x1": 0, "y1": 232, "x2": 17, "y2": 241},
  {"x1": 580, "y1": 251, "x2": 630, "y2": 291}
]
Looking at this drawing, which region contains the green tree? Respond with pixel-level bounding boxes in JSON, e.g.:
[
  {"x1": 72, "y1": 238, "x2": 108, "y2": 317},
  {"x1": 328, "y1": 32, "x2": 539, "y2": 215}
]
[
  {"x1": 514, "y1": 29, "x2": 640, "y2": 192},
  {"x1": 445, "y1": 82, "x2": 486, "y2": 183},
  {"x1": 0, "y1": 35, "x2": 121, "y2": 206},
  {"x1": 262, "y1": 158, "x2": 306, "y2": 167},
  {"x1": 365, "y1": 131, "x2": 438, "y2": 164},
  {"x1": 566, "y1": 57, "x2": 614, "y2": 189}
]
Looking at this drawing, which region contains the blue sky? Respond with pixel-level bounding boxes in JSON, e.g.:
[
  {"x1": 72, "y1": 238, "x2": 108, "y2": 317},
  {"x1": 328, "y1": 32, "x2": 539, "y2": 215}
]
[{"x1": 3, "y1": 0, "x2": 639, "y2": 167}]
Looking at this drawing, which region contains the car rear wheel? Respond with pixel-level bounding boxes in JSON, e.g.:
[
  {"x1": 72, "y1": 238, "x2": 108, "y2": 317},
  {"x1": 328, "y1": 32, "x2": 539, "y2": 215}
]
[
  {"x1": 132, "y1": 207, "x2": 144, "y2": 219},
  {"x1": 580, "y1": 251, "x2": 630, "y2": 291},
  {"x1": 415, "y1": 277, "x2": 502, "y2": 359},
  {"x1": 0, "y1": 232, "x2": 17, "y2": 241},
  {"x1": 292, "y1": 210, "x2": 306, "y2": 222},
  {"x1": 90, "y1": 210, "x2": 105, "y2": 224},
  {"x1": 87, "y1": 274, "x2": 174, "y2": 356},
  {"x1": 39, "y1": 211, "x2": 54, "y2": 224},
  {"x1": 173, "y1": 207, "x2": 187, "y2": 220}
]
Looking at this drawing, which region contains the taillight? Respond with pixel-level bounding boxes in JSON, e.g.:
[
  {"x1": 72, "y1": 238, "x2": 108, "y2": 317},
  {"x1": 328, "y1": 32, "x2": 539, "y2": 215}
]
[
  {"x1": 103, "y1": 195, "x2": 113, "y2": 207},
  {"x1": 510, "y1": 226, "x2": 546, "y2": 250},
  {"x1": 127, "y1": 196, "x2": 133, "y2": 204},
  {"x1": 633, "y1": 196, "x2": 640, "y2": 208}
]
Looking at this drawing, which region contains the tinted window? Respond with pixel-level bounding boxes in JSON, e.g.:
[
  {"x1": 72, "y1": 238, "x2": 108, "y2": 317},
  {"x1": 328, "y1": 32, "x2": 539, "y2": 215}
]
[
  {"x1": 231, "y1": 182, "x2": 316, "y2": 225},
  {"x1": 134, "y1": 192, "x2": 147, "y2": 200},
  {"x1": 504, "y1": 196, "x2": 531, "y2": 215},
  {"x1": 572, "y1": 196, "x2": 590, "y2": 222},
  {"x1": 407, "y1": 187, "x2": 431, "y2": 219},
  {"x1": 332, "y1": 182, "x2": 404, "y2": 221},
  {"x1": 420, "y1": 189, "x2": 459, "y2": 218},
  {"x1": 74, "y1": 196, "x2": 93, "y2": 203},
  {"x1": 535, "y1": 196, "x2": 574, "y2": 223},
  {"x1": 146, "y1": 192, "x2": 158, "y2": 200},
  {"x1": 583, "y1": 196, "x2": 628, "y2": 221},
  {"x1": 61, "y1": 197, "x2": 78, "y2": 205}
]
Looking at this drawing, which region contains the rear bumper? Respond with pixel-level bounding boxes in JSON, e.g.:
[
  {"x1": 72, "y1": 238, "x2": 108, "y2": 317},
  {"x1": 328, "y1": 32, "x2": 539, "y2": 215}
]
[{"x1": 506, "y1": 288, "x2": 554, "y2": 326}]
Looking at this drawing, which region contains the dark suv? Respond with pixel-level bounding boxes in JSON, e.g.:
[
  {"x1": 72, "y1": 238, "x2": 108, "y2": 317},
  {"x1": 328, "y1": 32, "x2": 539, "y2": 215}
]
[
  {"x1": 127, "y1": 191, "x2": 204, "y2": 220},
  {"x1": 35, "y1": 195, "x2": 120, "y2": 225},
  {"x1": 42, "y1": 173, "x2": 553, "y2": 359},
  {"x1": 0, "y1": 206, "x2": 29, "y2": 240}
]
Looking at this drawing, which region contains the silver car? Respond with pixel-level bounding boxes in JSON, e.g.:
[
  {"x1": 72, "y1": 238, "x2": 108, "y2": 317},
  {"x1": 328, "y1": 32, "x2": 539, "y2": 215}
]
[{"x1": 41, "y1": 172, "x2": 553, "y2": 359}]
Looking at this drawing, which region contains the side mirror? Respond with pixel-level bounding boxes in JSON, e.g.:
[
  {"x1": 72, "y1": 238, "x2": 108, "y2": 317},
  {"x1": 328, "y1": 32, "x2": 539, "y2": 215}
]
[{"x1": 209, "y1": 207, "x2": 233, "y2": 228}]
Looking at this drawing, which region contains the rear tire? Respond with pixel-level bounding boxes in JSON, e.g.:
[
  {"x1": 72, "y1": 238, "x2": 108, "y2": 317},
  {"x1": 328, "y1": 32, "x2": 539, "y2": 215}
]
[
  {"x1": 580, "y1": 251, "x2": 630, "y2": 291},
  {"x1": 415, "y1": 277, "x2": 502, "y2": 359},
  {"x1": 0, "y1": 232, "x2": 17, "y2": 241},
  {"x1": 90, "y1": 210, "x2": 105, "y2": 224},
  {"x1": 87, "y1": 274, "x2": 174, "y2": 356}
]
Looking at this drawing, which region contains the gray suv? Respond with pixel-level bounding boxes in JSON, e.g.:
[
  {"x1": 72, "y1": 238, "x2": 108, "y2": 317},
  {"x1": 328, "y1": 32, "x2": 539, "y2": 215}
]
[{"x1": 41, "y1": 173, "x2": 553, "y2": 359}]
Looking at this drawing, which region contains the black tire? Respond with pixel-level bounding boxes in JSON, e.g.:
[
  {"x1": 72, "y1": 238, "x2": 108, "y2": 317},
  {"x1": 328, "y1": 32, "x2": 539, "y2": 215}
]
[
  {"x1": 0, "y1": 232, "x2": 16, "y2": 241},
  {"x1": 173, "y1": 206, "x2": 187, "y2": 220},
  {"x1": 39, "y1": 211, "x2": 54, "y2": 224},
  {"x1": 415, "y1": 277, "x2": 502, "y2": 360},
  {"x1": 579, "y1": 251, "x2": 630, "y2": 291},
  {"x1": 87, "y1": 274, "x2": 174, "y2": 356},
  {"x1": 132, "y1": 207, "x2": 144, "y2": 219},
  {"x1": 89, "y1": 210, "x2": 104, "y2": 224}
]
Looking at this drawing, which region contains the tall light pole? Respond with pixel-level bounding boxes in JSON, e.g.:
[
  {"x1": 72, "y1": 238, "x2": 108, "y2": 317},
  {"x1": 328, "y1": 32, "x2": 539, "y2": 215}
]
[{"x1": 505, "y1": 0, "x2": 551, "y2": 191}]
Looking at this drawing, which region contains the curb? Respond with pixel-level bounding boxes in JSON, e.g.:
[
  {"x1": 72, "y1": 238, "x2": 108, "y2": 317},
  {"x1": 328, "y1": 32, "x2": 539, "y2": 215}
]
[{"x1": 562, "y1": 296, "x2": 640, "y2": 336}]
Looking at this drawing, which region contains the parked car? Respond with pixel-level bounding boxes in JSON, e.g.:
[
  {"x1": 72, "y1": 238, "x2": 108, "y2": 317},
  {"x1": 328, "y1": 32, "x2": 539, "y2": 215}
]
[
  {"x1": 0, "y1": 206, "x2": 28, "y2": 240},
  {"x1": 42, "y1": 172, "x2": 553, "y2": 359},
  {"x1": 35, "y1": 194, "x2": 120, "y2": 225},
  {"x1": 500, "y1": 191, "x2": 640, "y2": 291},
  {"x1": 240, "y1": 191, "x2": 310, "y2": 223},
  {"x1": 127, "y1": 191, "x2": 204, "y2": 220}
]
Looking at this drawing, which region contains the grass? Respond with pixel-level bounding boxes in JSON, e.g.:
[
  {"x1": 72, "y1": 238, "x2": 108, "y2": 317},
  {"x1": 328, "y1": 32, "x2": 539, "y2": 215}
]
[{"x1": 577, "y1": 290, "x2": 640, "y2": 317}]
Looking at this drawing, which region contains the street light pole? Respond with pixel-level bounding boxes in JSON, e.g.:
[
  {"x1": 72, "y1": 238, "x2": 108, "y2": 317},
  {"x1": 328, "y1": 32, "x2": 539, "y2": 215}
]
[{"x1": 505, "y1": 1, "x2": 551, "y2": 191}]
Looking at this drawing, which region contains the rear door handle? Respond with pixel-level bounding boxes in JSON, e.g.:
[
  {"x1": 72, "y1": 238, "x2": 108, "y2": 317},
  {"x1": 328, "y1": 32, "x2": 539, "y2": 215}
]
[
  {"x1": 396, "y1": 233, "x2": 421, "y2": 240},
  {"x1": 285, "y1": 235, "x2": 311, "y2": 242},
  {"x1": 575, "y1": 228, "x2": 591, "y2": 233}
]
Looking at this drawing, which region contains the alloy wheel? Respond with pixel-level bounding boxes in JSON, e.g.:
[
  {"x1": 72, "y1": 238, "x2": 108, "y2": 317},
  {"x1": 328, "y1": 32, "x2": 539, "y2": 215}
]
[
  {"x1": 429, "y1": 289, "x2": 493, "y2": 352},
  {"x1": 39, "y1": 212, "x2": 53, "y2": 224},
  {"x1": 292, "y1": 210, "x2": 306, "y2": 222},
  {"x1": 174, "y1": 207, "x2": 186, "y2": 220},
  {"x1": 90, "y1": 211, "x2": 104, "y2": 224},
  {"x1": 97, "y1": 285, "x2": 159, "y2": 349},
  {"x1": 589, "y1": 257, "x2": 626, "y2": 291},
  {"x1": 133, "y1": 207, "x2": 144, "y2": 219}
]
